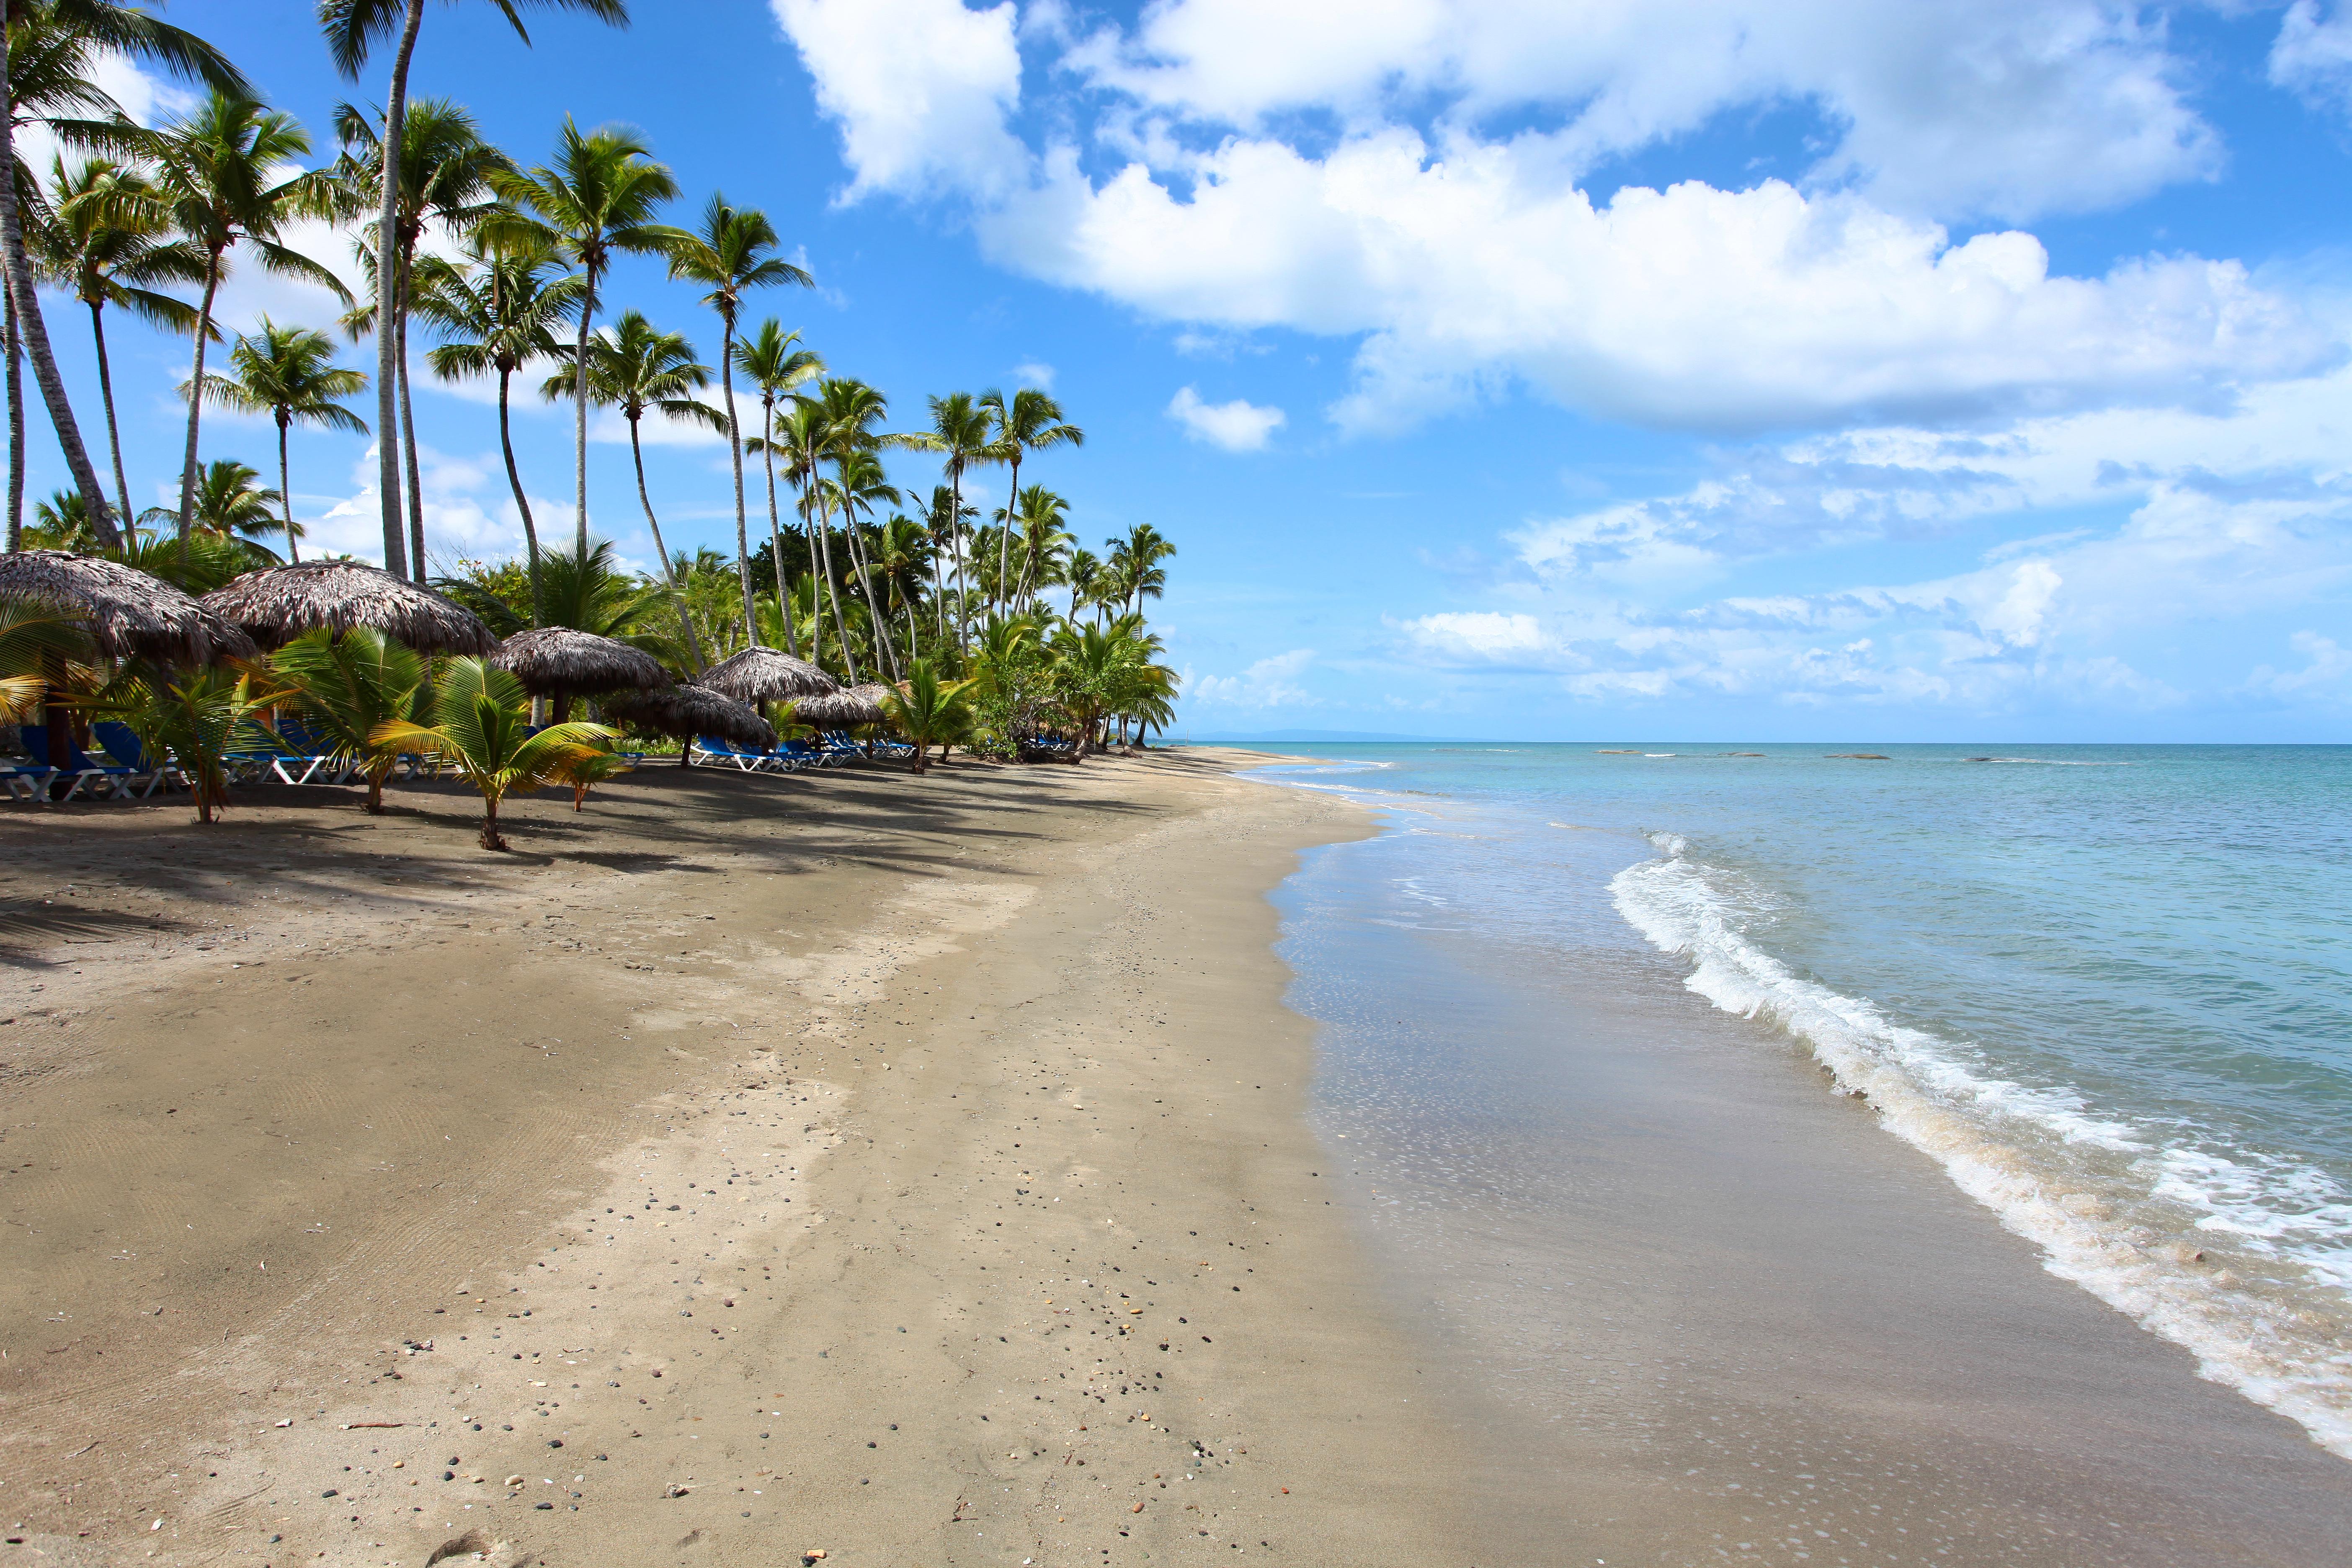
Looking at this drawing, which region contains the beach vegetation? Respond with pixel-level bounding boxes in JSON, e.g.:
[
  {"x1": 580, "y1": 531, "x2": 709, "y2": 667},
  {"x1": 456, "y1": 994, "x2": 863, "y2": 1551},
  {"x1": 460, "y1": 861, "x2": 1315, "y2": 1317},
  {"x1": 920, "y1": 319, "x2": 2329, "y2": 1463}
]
[
  {"x1": 80, "y1": 660, "x2": 284, "y2": 823},
  {"x1": 369, "y1": 655, "x2": 611, "y2": 849},
  {"x1": 269, "y1": 625, "x2": 424, "y2": 813},
  {"x1": 881, "y1": 657, "x2": 974, "y2": 774}
]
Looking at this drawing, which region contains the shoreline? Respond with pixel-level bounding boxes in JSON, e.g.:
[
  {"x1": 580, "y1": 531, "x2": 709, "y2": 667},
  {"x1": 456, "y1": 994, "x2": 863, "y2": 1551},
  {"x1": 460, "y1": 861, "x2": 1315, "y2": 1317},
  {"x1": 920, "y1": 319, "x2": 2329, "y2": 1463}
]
[{"x1": 3, "y1": 751, "x2": 1524, "y2": 1566}]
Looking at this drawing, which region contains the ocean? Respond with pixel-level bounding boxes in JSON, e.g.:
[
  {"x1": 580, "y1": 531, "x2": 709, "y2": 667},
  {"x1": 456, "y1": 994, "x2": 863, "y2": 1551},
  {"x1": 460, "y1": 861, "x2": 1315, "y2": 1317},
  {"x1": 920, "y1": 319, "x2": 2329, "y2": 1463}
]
[{"x1": 1238, "y1": 743, "x2": 2352, "y2": 1472}]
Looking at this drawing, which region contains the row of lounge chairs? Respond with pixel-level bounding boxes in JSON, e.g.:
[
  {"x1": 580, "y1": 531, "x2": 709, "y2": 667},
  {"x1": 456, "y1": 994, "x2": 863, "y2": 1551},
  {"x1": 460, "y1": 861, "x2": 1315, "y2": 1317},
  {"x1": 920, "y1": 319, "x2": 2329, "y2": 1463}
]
[{"x1": 689, "y1": 730, "x2": 913, "y2": 773}]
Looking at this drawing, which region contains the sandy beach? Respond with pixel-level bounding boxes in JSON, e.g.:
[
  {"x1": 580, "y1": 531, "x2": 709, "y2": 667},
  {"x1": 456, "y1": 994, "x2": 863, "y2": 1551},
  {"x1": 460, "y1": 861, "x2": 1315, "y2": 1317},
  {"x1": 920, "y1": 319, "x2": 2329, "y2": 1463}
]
[{"x1": 0, "y1": 751, "x2": 1515, "y2": 1568}]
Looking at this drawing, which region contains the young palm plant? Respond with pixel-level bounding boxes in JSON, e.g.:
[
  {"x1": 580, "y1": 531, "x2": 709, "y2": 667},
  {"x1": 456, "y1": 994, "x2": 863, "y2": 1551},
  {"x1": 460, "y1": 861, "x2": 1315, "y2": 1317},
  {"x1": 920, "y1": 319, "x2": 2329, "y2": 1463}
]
[
  {"x1": 880, "y1": 657, "x2": 974, "y2": 775},
  {"x1": 147, "y1": 90, "x2": 348, "y2": 553},
  {"x1": 539, "y1": 308, "x2": 720, "y2": 668},
  {"x1": 485, "y1": 118, "x2": 686, "y2": 554},
  {"x1": 37, "y1": 155, "x2": 208, "y2": 526},
  {"x1": 663, "y1": 194, "x2": 810, "y2": 639},
  {"x1": 370, "y1": 657, "x2": 611, "y2": 851},
  {"x1": 412, "y1": 237, "x2": 586, "y2": 623},
  {"x1": 270, "y1": 626, "x2": 423, "y2": 813},
  {"x1": 186, "y1": 318, "x2": 368, "y2": 562},
  {"x1": 82, "y1": 662, "x2": 286, "y2": 824}
]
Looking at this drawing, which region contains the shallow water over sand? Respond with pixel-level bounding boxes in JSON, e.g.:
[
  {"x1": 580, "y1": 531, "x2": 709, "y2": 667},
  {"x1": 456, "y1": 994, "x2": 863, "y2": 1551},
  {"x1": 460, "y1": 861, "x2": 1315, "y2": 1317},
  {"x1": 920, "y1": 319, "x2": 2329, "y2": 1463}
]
[{"x1": 1246, "y1": 743, "x2": 2352, "y2": 1565}]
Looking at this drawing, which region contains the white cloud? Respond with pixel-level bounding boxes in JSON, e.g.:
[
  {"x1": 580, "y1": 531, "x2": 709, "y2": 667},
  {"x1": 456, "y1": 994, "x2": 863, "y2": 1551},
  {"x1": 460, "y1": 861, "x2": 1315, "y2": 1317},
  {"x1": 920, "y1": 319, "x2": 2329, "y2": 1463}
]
[
  {"x1": 1191, "y1": 647, "x2": 1316, "y2": 706},
  {"x1": 2272, "y1": 1, "x2": 2352, "y2": 115},
  {"x1": 1166, "y1": 385, "x2": 1286, "y2": 450},
  {"x1": 305, "y1": 444, "x2": 567, "y2": 570},
  {"x1": 1013, "y1": 360, "x2": 1055, "y2": 388},
  {"x1": 771, "y1": 0, "x2": 1027, "y2": 202},
  {"x1": 2247, "y1": 632, "x2": 2352, "y2": 699}
]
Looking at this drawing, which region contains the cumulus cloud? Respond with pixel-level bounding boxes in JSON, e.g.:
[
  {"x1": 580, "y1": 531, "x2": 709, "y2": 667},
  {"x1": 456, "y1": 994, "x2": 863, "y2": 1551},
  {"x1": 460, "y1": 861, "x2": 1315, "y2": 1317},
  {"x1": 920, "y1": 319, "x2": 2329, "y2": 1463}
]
[
  {"x1": 305, "y1": 445, "x2": 567, "y2": 570},
  {"x1": 1191, "y1": 647, "x2": 1317, "y2": 706},
  {"x1": 774, "y1": 1, "x2": 2331, "y2": 441},
  {"x1": 2271, "y1": 1, "x2": 2352, "y2": 115},
  {"x1": 1166, "y1": 385, "x2": 1286, "y2": 450}
]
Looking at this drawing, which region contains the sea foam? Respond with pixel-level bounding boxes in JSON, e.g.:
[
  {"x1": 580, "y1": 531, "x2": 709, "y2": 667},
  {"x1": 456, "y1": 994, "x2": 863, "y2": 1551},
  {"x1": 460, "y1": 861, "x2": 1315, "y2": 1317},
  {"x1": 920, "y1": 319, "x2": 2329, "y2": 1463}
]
[{"x1": 1611, "y1": 832, "x2": 2352, "y2": 1461}]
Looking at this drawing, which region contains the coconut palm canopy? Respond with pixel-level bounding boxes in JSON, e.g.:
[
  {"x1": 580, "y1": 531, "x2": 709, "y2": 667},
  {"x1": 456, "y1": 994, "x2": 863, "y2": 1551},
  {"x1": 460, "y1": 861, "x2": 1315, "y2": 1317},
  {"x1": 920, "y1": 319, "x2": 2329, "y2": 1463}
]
[
  {"x1": 0, "y1": 549, "x2": 258, "y2": 665},
  {"x1": 490, "y1": 625, "x2": 670, "y2": 697},
  {"x1": 696, "y1": 645, "x2": 837, "y2": 704},
  {"x1": 792, "y1": 689, "x2": 885, "y2": 727},
  {"x1": 201, "y1": 559, "x2": 496, "y2": 653},
  {"x1": 603, "y1": 683, "x2": 776, "y2": 750}
]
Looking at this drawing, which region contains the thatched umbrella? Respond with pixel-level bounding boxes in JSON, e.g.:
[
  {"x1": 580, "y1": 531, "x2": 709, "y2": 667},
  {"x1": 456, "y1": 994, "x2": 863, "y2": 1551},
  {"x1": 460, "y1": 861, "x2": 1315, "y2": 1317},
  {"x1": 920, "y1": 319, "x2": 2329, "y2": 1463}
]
[
  {"x1": 792, "y1": 688, "x2": 887, "y2": 728},
  {"x1": 0, "y1": 549, "x2": 257, "y2": 665},
  {"x1": 490, "y1": 627, "x2": 669, "y2": 721},
  {"x1": 201, "y1": 559, "x2": 495, "y2": 654},
  {"x1": 697, "y1": 646, "x2": 838, "y2": 704},
  {"x1": 602, "y1": 683, "x2": 776, "y2": 768}
]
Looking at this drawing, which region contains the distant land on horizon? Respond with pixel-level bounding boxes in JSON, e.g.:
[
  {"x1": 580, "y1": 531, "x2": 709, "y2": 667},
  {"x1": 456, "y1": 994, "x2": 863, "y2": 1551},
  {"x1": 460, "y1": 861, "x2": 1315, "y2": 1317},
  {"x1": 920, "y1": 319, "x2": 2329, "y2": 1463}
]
[{"x1": 1179, "y1": 730, "x2": 1498, "y2": 744}]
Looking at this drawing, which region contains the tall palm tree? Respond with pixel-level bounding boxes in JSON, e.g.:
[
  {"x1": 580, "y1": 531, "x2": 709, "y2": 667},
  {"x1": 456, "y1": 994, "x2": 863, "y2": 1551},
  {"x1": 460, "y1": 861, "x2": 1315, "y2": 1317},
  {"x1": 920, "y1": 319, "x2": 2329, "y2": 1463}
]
[
  {"x1": 978, "y1": 387, "x2": 1081, "y2": 614},
  {"x1": 1107, "y1": 521, "x2": 1176, "y2": 615},
  {"x1": 920, "y1": 482, "x2": 976, "y2": 647},
  {"x1": 1063, "y1": 545, "x2": 1100, "y2": 624},
  {"x1": 907, "y1": 392, "x2": 996, "y2": 655},
  {"x1": 147, "y1": 90, "x2": 346, "y2": 553},
  {"x1": 733, "y1": 317, "x2": 821, "y2": 655},
  {"x1": 186, "y1": 318, "x2": 367, "y2": 563},
  {"x1": 36, "y1": 155, "x2": 207, "y2": 527},
  {"x1": 411, "y1": 237, "x2": 585, "y2": 624},
  {"x1": 874, "y1": 512, "x2": 931, "y2": 664},
  {"x1": 823, "y1": 443, "x2": 904, "y2": 679},
  {"x1": 139, "y1": 458, "x2": 282, "y2": 549},
  {"x1": 330, "y1": 97, "x2": 509, "y2": 581},
  {"x1": 664, "y1": 193, "x2": 808, "y2": 641},
  {"x1": 1, "y1": 0, "x2": 246, "y2": 552},
  {"x1": 1001, "y1": 483, "x2": 1070, "y2": 613},
  {"x1": 318, "y1": 0, "x2": 627, "y2": 577},
  {"x1": 541, "y1": 307, "x2": 720, "y2": 669},
  {"x1": 766, "y1": 396, "x2": 835, "y2": 671},
  {"x1": 803, "y1": 377, "x2": 908, "y2": 684},
  {"x1": 485, "y1": 118, "x2": 683, "y2": 554}
]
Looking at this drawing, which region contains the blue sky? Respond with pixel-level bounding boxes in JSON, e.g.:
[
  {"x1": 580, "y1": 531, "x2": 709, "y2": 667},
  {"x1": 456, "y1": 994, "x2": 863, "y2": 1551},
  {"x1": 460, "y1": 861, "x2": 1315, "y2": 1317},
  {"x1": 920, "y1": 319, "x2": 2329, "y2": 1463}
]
[{"x1": 26, "y1": 0, "x2": 2352, "y2": 739}]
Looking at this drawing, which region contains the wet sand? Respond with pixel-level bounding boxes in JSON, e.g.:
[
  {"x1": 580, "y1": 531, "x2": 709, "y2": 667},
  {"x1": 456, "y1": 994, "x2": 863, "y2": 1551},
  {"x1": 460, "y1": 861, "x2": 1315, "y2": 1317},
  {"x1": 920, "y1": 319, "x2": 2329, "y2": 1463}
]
[{"x1": 0, "y1": 752, "x2": 1516, "y2": 1568}]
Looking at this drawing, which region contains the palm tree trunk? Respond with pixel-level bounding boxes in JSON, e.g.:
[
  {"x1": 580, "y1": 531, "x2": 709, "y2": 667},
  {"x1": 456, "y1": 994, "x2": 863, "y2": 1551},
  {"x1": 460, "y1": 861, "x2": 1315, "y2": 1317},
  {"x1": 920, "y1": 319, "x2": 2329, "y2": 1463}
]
[
  {"x1": 628, "y1": 410, "x2": 703, "y2": 671},
  {"x1": 89, "y1": 302, "x2": 132, "y2": 529},
  {"x1": 995, "y1": 453, "x2": 1019, "y2": 611},
  {"x1": 798, "y1": 482, "x2": 826, "y2": 671},
  {"x1": 373, "y1": 0, "x2": 425, "y2": 578},
  {"x1": 839, "y1": 503, "x2": 899, "y2": 682},
  {"x1": 810, "y1": 486, "x2": 857, "y2": 682},
  {"x1": 718, "y1": 318, "x2": 758, "y2": 646},
  {"x1": 573, "y1": 263, "x2": 596, "y2": 554},
  {"x1": 760, "y1": 394, "x2": 798, "y2": 656},
  {"x1": 6, "y1": 283, "x2": 23, "y2": 552},
  {"x1": 175, "y1": 255, "x2": 225, "y2": 548},
  {"x1": 950, "y1": 471, "x2": 971, "y2": 655},
  {"x1": 497, "y1": 368, "x2": 544, "y2": 627},
  {"x1": 276, "y1": 411, "x2": 299, "y2": 563},
  {"x1": 0, "y1": 65, "x2": 118, "y2": 550},
  {"x1": 396, "y1": 263, "x2": 426, "y2": 580}
]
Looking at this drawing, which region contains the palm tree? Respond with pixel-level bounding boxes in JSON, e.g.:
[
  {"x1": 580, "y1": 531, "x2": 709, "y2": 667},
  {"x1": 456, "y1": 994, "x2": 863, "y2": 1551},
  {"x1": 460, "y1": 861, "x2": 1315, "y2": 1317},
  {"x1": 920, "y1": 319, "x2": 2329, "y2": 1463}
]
[
  {"x1": 823, "y1": 443, "x2": 904, "y2": 679},
  {"x1": 186, "y1": 318, "x2": 368, "y2": 562},
  {"x1": 147, "y1": 91, "x2": 347, "y2": 553},
  {"x1": 140, "y1": 459, "x2": 284, "y2": 550},
  {"x1": 1064, "y1": 545, "x2": 1100, "y2": 624},
  {"x1": 412, "y1": 237, "x2": 585, "y2": 624},
  {"x1": 802, "y1": 376, "x2": 912, "y2": 683},
  {"x1": 1001, "y1": 483, "x2": 1071, "y2": 613},
  {"x1": 734, "y1": 318, "x2": 822, "y2": 655},
  {"x1": 270, "y1": 625, "x2": 423, "y2": 812},
  {"x1": 978, "y1": 387, "x2": 1081, "y2": 614},
  {"x1": 36, "y1": 156, "x2": 207, "y2": 527},
  {"x1": 541, "y1": 308, "x2": 720, "y2": 668},
  {"x1": 318, "y1": 0, "x2": 627, "y2": 576},
  {"x1": 1, "y1": 0, "x2": 247, "y2": 551},
  {"x1": 874, "y1": 513, "x2": 931, "y2": 664},
  {"x1": 920, "y1": 482, "x2": 977, "y2": 647},
  {"x1": 1107, "y1": 522, "x2": 1176, "y2": 615},
  {"x1": 329, "y1": 97, "x2": 510, "y2": 581},
  {"x1": 369, "y1": 655, "x2": 611, "y2": 850},
  {"x1": 663, "y1": 193, "x2": 809, "y2": 640},
  {"x1": 882, "y1": 657, "x2": 973, "y2": 774},
  {"x1": 764, "y1": 395, "x2": 837, "y2": 670},
  {"x1": 485, "y1": 118, "x2": 684, "y2": 554},
  {"x1": 906, "y1": 392, "x2": 997, "y2": 654}
]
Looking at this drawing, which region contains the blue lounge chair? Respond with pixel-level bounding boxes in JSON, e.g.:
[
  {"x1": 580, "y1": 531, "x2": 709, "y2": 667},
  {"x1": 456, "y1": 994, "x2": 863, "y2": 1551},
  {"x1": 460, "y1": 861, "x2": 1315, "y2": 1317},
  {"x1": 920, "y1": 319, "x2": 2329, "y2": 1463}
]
[
  {"x1": 691, "y1": 735, "x2": 780, "y2": 772},
  {"x1": 90, "y1": 721, "x2": 181, "y2": 798},
  {"x1": 1, "y1": 759, "x2": 57, "y2": 801},
  {"x1": 19, "y1": 724, "x2": 135, "y2": 801}
]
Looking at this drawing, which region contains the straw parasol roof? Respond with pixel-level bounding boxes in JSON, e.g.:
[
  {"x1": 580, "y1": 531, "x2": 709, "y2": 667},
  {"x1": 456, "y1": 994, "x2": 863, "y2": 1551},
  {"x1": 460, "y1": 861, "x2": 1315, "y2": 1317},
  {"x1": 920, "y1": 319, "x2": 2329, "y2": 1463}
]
[
  {"x1": 0, "y1": 549, "x2": 257, "y2": 665},
  {"x1": 791, "y1": 688, "x2": 887, "y2": 727},
  {"x1": 697, "y1": 646, "x2": 838, "y2": 704},
  {"x1": 490, "y1": 626, "x2": 670, "y2": 697},
  {"x1": 201, "y1": 559, "x2": 496, "y2": 653},
  {"x1": 602, "y1": 683, "x2": 776, "y2": 751}
]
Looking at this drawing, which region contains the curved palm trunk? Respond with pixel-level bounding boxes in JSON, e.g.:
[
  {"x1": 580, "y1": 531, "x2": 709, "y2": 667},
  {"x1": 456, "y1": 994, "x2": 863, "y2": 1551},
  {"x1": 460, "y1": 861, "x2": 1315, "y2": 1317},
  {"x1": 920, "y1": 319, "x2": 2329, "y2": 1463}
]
[
  {"x1": 0, "y1": 71, "x2": 117, "y2": 550},
  {"x1": 88, "y1": 301, "x2": 133, "y2": 528},
  {"x1": 175, "y1": 255, "x2": 226, "y2": 549},
  {"x1": 759, "y1": 395, "x2": 798, "y2": 656},
  {"x1": 6, "y1": 284, "x2": 23, "y2": 552},
  {"x1": 572, "y1": 262, "x2": 596, "y2": 554},
  {"x1": 627, "y1": 410, "x2": 704, "y2": 671},
  {"x1": 275, "y1": 409, "x2": 299, "y2": 563},
  {"x1": 838, "y1": 500, "x2": 899, "y2": 682},
  {"x1": 374, "y1": 0, "x2": 425, "y2": 578},
  {"x1": 810, "y1": 485, "x2": 857, "y2": 682},
  {"x1": 396, "y1": 263, "x2": 427, "y2": 580},
  {"x1": 950, "y1": 470, "x2": 971, "y2": 655},
  {"x1": 995, "y1": 451, "x2": 1020, "y2": 612},
  {"x1": 496, "y1": 367, "x2": 545, "y2": 627},
  {"x1": 797, "y1": 481, "x2": 825, "y2": 670}
]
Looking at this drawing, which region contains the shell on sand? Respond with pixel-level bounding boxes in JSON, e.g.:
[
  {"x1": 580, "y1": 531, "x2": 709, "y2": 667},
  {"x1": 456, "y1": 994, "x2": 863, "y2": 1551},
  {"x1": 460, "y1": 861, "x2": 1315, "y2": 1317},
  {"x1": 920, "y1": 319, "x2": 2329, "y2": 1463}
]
[
  {"x1": 201, "y1": 559, "x2": 495, "y2": 654},
  {"x1": 0, "y1": 549, "x2": 257, "y2": 665}
]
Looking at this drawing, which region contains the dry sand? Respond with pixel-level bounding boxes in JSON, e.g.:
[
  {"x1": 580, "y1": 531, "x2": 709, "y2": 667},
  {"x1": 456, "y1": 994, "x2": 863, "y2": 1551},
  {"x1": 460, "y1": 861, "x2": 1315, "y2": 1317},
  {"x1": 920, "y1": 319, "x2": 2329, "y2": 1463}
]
[{"x1": 0, "y1": 750, "x2": 1526, "y2": 1568}]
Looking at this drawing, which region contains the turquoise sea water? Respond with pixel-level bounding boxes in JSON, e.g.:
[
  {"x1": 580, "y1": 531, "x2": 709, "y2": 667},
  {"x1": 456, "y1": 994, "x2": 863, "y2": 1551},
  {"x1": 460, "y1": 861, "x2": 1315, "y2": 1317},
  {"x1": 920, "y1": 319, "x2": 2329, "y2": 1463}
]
[{"x1": 1236, "y1": 743, "x2": 2352, "y2": 1459}]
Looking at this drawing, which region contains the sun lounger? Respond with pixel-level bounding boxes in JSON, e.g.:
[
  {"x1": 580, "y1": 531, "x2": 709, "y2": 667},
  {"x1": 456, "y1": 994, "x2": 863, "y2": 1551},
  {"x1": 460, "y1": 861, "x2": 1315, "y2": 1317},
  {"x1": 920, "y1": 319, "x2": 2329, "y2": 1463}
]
[
  {"x1": 1, "y1": 761, "x2": 57, "y2": 801},
  {"x1": 20, "y1": 724, "x2": 136, "y2": 800},
  {"x1": 691, "y1": 735, "x2": 782, "y2": 772},
  {"x1": 91, "y1": 721, "x2": 182, "y2": 799}
]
